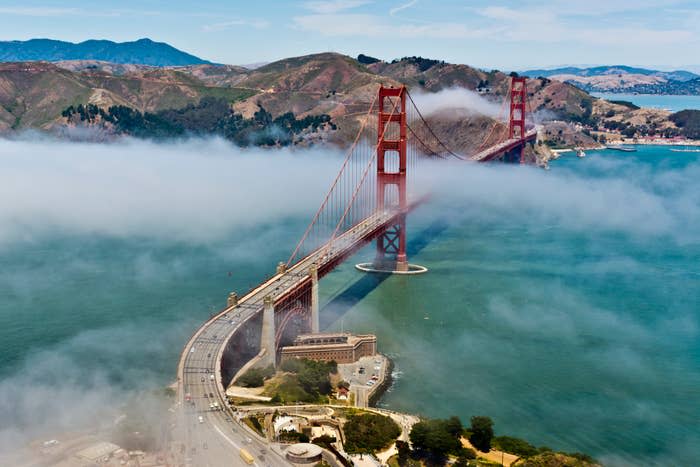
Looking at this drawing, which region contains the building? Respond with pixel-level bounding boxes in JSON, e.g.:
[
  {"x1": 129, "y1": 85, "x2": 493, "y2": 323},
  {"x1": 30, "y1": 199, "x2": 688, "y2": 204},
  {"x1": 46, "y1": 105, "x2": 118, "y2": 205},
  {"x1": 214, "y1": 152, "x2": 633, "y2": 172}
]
[
  {"x1": 337, "y1": 387, "x2": 349, "y2": 400},
  {"x1": 280, "y1": 333, "x2": 376, "y2": 364},
  {"x1": 285, "y1": 443, "x2": 323, "y2": 464},
  {"x1": 75, "y1": 441, "x2": 121, "y2": 462}
]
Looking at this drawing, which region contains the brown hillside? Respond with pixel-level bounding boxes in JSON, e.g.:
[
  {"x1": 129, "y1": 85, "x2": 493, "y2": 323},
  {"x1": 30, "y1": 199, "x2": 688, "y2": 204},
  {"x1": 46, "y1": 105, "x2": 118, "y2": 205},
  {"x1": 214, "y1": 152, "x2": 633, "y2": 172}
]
[{"x1": 0, "y1": 52, "x2": 681, "y2": 147}]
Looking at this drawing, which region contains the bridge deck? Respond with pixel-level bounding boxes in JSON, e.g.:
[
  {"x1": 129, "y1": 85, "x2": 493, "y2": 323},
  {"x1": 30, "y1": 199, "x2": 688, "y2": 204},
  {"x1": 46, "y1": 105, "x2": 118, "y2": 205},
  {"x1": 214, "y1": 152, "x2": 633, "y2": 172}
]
[{"x1": 470, "y1": 129, "x2": 538, "y2": 162}]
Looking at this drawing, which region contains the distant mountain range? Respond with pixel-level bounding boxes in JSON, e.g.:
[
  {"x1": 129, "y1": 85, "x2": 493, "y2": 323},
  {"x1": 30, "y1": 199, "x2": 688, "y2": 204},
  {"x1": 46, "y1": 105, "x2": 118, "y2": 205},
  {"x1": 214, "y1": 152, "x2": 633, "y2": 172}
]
[
  {"x1": 0, "y1": 38, "x2": 210, "y2": 66},
  {"x1": 522, "y1": 65, "x2": 699, "y2": 82}
]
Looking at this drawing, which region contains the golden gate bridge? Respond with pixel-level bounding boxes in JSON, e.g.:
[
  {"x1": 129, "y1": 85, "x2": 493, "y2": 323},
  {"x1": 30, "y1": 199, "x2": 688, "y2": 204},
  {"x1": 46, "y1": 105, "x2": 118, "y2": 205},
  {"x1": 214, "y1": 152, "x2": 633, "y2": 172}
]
[{"x1": 175, "y1": 76, "x2": 538, "y2": 465}]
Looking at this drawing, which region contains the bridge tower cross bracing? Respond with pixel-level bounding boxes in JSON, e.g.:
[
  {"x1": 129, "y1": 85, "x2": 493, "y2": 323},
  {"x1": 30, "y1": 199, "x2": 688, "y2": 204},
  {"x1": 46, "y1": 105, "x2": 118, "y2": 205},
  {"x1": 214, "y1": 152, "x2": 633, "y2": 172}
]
[
  {"x1": 509, "y1": 76, "x2": 527, "y2": 164},
  {"x1": 375, "y1": 85, "x2": 409, "y2": 272}
]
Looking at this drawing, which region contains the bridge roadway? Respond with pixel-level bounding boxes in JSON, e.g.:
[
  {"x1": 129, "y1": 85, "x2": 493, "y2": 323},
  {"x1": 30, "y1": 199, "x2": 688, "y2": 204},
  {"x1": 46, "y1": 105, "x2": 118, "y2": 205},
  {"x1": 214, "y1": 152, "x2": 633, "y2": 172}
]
[
  {"x1": 470, "y1": 128, "x2": 538, "y2": 162},
  {"x1": 176, "y1": 206, "x2": 409, "y2": 467}
]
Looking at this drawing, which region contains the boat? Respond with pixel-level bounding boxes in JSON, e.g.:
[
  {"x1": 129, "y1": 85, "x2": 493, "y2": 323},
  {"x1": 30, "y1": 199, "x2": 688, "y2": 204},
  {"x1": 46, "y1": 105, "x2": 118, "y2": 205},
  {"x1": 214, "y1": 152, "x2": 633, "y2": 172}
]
[
  {"x1": 576, "y1": 148, "x2": 586, "y2": 158},
  {"x1": 606, "y1": 145, "x2": 637, "y2": 152},
  {"x1": 670, "y1": 147, "x2": 700, "y2": 153}
]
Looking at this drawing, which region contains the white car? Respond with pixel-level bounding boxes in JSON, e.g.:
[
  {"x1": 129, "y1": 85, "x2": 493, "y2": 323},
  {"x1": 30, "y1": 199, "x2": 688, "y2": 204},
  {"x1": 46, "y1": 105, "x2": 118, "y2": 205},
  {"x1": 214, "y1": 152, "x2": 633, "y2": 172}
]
[{"x1": 198, "y1": 416, "x2": 204, "y2": 424}]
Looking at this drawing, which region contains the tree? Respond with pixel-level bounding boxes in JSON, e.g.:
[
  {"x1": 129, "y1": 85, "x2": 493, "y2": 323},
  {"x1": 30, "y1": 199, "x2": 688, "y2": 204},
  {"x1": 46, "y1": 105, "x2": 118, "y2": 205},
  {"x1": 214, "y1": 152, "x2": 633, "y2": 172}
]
[
  {"x1": 454, "y1": 448, "x2": 476, "y2": 467},
  {"x1": 445, "y1": 416, "x2": 463, "y2": 438},
  {"x1": 396, "y1": 440, "x2": 411, "y2": 464},
  {"x1": 469, "y1": 416, "x2": 494, "y2": 452}
]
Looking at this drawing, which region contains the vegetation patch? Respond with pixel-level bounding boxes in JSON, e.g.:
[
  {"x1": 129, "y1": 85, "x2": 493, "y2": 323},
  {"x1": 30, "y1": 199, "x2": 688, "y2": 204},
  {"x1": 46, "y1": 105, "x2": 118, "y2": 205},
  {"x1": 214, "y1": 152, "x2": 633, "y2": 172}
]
[
  {"x1": 513, "y1": 451, "x2": 599, "y2": 466},
  {"x1": 492, "y1": 436, "x2": 540, "y2": 457},
  {"x1": 238, "y1": 365, "x2": 275, "y2": 388},
  {"x1": 61, "y1": 97, "x2": 334, "y2": 146},
  {"x1": 343, "y1": 413, "x2": 401, "y2": 454},
  {"x1": 243, "y1": 415, "x2": 265, "y2": 437},
  {"x1": 260, "y1": 358, "x2": 338, "y2": 403},
  {"x1": 670, "y1": 109, "x2": 700, "y2": 139},
  {"x1": 357, "y1": 54, "x2": 381, "y2": 65},
  {"x1": 410, "y1": 416, "x2": 465, "y2": 463}
]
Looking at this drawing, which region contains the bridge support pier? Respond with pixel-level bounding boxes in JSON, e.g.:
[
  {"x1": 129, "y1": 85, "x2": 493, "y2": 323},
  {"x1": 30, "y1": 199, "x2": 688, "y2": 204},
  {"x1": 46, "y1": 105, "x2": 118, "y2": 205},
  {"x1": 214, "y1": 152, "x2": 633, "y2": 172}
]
[
  {"x1": 504, "y1": 145, "x2": 525, "y2": 164},
  {"x1": 259, "y1": 295, "x2": 276, "y2": 368},
  {"x1": 310, "y1": 265, "x2": 319, "y2": 333}
]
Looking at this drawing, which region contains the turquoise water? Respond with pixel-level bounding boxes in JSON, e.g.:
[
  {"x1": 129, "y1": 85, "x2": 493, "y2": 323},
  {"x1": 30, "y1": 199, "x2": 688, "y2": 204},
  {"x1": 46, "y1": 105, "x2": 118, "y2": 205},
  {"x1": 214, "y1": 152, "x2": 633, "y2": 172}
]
[
  {"x1": 1, "y1": 143, "x2": 698, "y2": 466},
  {"x1": 592, "y1": 92, "x2": 700, "y2": 112}
]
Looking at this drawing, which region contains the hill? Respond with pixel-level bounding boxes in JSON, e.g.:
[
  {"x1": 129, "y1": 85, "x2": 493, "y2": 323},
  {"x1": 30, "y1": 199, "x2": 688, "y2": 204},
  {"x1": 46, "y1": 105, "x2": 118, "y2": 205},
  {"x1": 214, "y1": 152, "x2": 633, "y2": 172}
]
[
  {"x1": 0, "y1": 38, "x2": 210, "y2": 66},
  {"x1": 0, "y1": 61, "x2": 254, "y2": 130},
  {"x1": 523, "y1": 65, "x2": 700, "y2": 95},
  {"x1": 0, "y1": 52, "x2": 691, "y2": 149}
]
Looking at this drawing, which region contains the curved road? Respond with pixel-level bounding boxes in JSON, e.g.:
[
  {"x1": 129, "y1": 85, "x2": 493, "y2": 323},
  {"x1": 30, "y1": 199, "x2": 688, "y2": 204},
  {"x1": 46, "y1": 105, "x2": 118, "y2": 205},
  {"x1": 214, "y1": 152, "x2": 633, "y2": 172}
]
[{"x1": 176, "y1": 210, "x2": 402, "y2": 466}]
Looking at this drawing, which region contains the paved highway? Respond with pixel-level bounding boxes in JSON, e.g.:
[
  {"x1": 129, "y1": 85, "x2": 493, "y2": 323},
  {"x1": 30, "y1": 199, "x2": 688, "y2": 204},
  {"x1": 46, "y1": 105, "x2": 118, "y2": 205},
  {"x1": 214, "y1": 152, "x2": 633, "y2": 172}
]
[{"x1": 176, "y1": 208, "x2": 404, "y2": 466}]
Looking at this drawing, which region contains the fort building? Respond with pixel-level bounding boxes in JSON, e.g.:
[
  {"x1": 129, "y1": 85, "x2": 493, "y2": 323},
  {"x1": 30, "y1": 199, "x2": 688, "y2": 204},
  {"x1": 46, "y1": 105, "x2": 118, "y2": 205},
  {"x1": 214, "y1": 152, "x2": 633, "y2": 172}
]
[{"x1": 280, "y1": 333, "x2": 376, "y2": 364}]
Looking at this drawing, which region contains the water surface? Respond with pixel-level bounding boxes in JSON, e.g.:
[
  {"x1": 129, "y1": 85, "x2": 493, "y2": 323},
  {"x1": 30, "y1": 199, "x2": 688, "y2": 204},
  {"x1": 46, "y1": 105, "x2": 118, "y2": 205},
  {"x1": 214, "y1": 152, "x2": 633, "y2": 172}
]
[
  {"x1": 1, "y1": 143, "x2": 698, "y2": 466},
  {"x1": 592, "y1": 92, "x2": 700, "y2": 112}
]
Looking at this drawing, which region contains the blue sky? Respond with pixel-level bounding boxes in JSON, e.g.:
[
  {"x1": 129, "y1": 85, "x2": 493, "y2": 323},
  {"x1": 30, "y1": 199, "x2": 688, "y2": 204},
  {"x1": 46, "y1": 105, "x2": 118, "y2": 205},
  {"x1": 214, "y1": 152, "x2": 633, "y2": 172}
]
[{"x1": 1, "y1": 0, "x2": 699, "y2": 71}]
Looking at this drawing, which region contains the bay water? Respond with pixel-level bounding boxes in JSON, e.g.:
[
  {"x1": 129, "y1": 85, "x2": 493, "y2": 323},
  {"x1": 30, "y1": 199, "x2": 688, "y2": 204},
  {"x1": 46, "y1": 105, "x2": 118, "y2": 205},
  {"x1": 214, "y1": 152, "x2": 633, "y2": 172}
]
[{"x1": 0, "y1": 141, "x2": 698, "y2": 466}]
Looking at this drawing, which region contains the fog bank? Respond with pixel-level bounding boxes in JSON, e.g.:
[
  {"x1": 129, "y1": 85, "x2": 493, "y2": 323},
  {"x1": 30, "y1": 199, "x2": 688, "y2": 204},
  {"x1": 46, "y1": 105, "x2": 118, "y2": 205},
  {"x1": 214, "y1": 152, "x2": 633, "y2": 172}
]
[
  {"x1": 0, "y1": 137, "x2": 342, "y2": 247},
  {"x1": 409, "y1": 87, "x2": 502, "y2": 119}
]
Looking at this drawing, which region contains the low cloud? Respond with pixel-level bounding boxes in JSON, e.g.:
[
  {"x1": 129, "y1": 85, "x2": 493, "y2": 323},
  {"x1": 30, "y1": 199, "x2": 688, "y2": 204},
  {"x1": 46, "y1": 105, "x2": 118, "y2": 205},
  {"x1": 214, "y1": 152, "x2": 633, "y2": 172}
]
[
  {"x1": 414, "y1": 157, "x2": 700, "y2": 244},
  {"x1": 409, "y1": 88, "x2": 502, "y2": 119},
  {"x1": 0, "y1": 137, "x2": 343, "y2": 248}
]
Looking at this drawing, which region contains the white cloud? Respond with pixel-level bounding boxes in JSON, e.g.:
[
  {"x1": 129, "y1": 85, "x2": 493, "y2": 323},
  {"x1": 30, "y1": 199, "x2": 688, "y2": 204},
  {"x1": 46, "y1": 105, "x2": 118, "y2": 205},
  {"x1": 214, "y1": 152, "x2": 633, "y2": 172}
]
[
  {"x1": 474, "y1": 5, "x2": 696, "y2": 47},
  {"x1": 293, "y1": 13, "x2": 502, "y2": 39},
  {"x1": 302, "y1": 0, "x2": 372, "y2": 14},
  {"x1": 202, "y1": 18, "x2": 270, "y2": 32},
  {"x1": 389, "y1": 0, "x2": 418, "y2": 16},
  {"x1": 0, "y1": 7, "x2": 119, "y2": 17}
]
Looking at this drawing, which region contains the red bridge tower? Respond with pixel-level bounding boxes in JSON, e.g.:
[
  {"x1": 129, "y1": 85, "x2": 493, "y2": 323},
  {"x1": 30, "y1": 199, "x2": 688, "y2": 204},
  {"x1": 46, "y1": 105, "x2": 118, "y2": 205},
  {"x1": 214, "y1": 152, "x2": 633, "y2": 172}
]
[
  {"x1": 509, "y1": 76, "x2": 527, "y2": 164},
  {"x1": 375, "y1": 86, "x2": 408, "y2": 272}
]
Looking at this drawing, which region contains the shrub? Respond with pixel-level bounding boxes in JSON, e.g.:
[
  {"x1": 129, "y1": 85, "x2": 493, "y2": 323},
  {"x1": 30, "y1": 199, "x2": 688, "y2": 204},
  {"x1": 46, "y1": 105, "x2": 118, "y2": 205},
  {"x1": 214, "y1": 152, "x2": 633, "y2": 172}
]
[
  {"x1": 238, "y1": 366, "x2": 274, "y2": 387},
  {"x1": 493, "y1": 436, "x2": 539, "y2": 457}
]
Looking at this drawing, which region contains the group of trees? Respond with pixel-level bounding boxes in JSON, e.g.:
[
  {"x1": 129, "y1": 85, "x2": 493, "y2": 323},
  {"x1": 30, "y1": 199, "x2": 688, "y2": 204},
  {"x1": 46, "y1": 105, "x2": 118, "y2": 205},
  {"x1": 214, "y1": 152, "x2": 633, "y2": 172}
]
[
  {"x1": 343, "y1": 413, "x2": 401, "y2": 455},
  {"x1": 62, "y1": 97, "x2": 334, "y2": 146},
  {"x1": 670, "y1": 109, "x2": 700, "y2": 139},
  {"x1": 409, "y1": 416, "x2": 465, "y2": 459},
  {"x1": 238, "y1": 365, "x2": 275, "y2": 388},
  {"x1": 279, "y1": 358, "x2": 337, "y2": 398},
  {"x1": 357, "y1": 53, "x2": 381, "y2": 65},
  {"x1": 238, "y1": 359, "x2": 338, "y2": 403},
  {"x1": 391, "y1": 56, "x2": 445, "y2": 72}
]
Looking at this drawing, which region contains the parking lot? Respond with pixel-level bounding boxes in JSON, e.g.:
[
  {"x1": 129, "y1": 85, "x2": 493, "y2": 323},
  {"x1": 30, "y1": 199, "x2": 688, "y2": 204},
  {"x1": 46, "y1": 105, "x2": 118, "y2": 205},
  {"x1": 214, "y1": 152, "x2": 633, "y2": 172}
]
[{"x1": 337, "y1": 354, "x2": 389, "y2": 407}]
